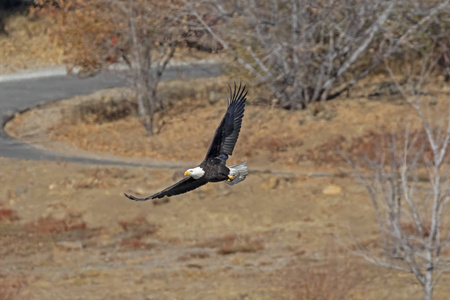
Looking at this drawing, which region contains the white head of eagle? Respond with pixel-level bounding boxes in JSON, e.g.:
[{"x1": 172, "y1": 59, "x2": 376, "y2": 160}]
[{"x1": 184, "y1": 167, "x2": 205, "y2": 179}]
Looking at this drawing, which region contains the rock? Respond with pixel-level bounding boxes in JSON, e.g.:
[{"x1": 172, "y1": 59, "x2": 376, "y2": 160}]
[
  {"x1": 298, "y1": 119, "x2": 307, "y2": 126},
  {"x1": 80, "y1": 269, "x2": 104, "y2": 278},
  {"x1": 15, "y1": 186, "x2": 27, "y2": 195},
  {"x1": 32, "y1": 281, "x2": 52, "y2": 287},
  {"x1": 186, "y1": 263, "x2": 203, "y2": 269},
  {"x1": 208, "y1": 91, "x2": 221, "y2": 104},
  {"x1": 54, "y1": 241, "x2": 84, "y2": 252},
  {"x1": 135, "y1": 187, "x2": 145, "y2": 195},
  {"x1": 261, "y1": 177, "x2": 279, "y2": 190},
  {"x1": 43, "y1": 204, "x2": 67, "y2": 221},
  {"x1": 215, "y1": 184, "x2": 231, "y2": 196},
  {"x1": 322, "y1": 184, "x2": 342, "y2": 195},
  {"x1": 429, "y1": 97, "x2": 438, "y2": 106}
]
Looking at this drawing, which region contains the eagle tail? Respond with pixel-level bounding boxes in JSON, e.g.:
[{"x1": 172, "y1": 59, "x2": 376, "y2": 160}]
[{"x1": 225, "y1": 162, "x2": 248, "y2": 186}]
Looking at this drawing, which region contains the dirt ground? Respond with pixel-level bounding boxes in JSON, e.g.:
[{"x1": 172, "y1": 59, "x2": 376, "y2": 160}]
[
  {"x1": 1, "y1": 156, "x2": 439, "y2": 300},
  {"x1": 3, "y1": 76, "x2": 450, "y2": 299}
]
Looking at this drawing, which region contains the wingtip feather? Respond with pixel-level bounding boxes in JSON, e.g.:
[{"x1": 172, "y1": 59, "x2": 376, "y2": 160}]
[
  {"x1": 124, "y1": 193, "x2": 152, "y2": 202},
  {"x1": 228, "y1": 82, "x2": 247, "y2": 104}
]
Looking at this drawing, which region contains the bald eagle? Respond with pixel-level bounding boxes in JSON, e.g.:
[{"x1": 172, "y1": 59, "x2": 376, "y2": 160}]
[{"x1": 124, "y1": 83, "x2": 248, "y2": 202}]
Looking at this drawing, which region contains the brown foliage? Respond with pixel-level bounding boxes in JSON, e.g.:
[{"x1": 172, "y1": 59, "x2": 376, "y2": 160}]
[
  {"x1": 34, "y1": 0, "x2": 189, "y2": 134},
  {"x1": 305, "y1": 127, "x2": 436, "y2": 167},
  {"x1": 118, "y1": 215, "x2": 159, "y2": 250},
  {"x1": 0, "y1": 208, "x2": 19, "y2": 223},
  {"x1": 25, "y1": 211, "x2": 86, "y2": 234},
  {"x1": 257, "y1": 136, "x2": 304, "y2": 153},
  {"x1": 0, "y1": 275, "x2": 27, "y2": 300},
  {"x1": 119, "y1": 238, "x2": 155, "y2": 250},
  {"x1": 32, "y1": 0, "x2": 186, "y2": 74},
  {"x1": 177, "y1": 251, "x2": 211, "y2": 262},
  {"x1": 32, "y1": 0, "x2": 120, "y2": 74},
  {"x1": 118, "y1": 215, "x2": 159, "y2": 236},
  {"x1": 197, "y1": 233, "x2": 264, "y2": 255},
  {"x1": 401, "y1": 220, "x2": 432, "y2": 238},
  {"x1": 73, "y1": 98, "x2": 138, "y2": 124}
]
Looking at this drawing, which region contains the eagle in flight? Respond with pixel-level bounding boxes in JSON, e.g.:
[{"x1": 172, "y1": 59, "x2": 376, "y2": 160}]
[{"x1": 124, "y1": 83, "x2": 248, "y2": 202}]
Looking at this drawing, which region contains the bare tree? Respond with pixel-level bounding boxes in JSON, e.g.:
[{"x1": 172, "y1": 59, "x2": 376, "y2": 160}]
[
  {"x1": 35, "y1": 0, "x2": 184, "y2": 135},
  {"x1": 107, "y1": 0, "x2": 183, "y2": 135},
  {"x1": 347, "y1": 51, "x2": 450, "y2": 300},
  {"x1": 182, "y1": 0, "x2": 449, "y2": 109}
]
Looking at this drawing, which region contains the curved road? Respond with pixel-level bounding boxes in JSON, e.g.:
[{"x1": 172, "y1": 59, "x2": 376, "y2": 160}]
[{"x1": 0, "y1": 63, "x2": 222, "y2": 167}]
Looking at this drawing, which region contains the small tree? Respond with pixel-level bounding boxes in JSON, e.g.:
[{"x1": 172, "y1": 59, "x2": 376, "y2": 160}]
[
  {"x1": 109, "y1": 0, "x2": 184, "y2": 135},
  {"x1": 34, "y1": 0, "x2": 184, "y2": 135},
  {"x1": 347, "y1": 49, "x2": 450, "y2": 300}
]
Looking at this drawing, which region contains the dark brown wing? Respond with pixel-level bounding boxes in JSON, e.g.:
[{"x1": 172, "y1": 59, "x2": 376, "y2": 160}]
[
  {"x1": 205, "y1": 83, "x2": 247, "y2": 163},
  {"x1": 125, "y1": 177, "x2": 208, "y2": 201}
]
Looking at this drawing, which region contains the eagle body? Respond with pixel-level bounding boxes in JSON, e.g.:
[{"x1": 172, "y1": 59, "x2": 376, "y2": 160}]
[
  {"x1": 125, "y1": 83, "x2": 248, "y2": 203},
  {"x1": 199, "y1": 159, "x2": 230, "y2": 182}
]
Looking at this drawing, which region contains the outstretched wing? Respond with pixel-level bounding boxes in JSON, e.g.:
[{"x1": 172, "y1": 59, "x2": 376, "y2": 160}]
[
  {"x1": 125, "y1": 177, "x2": 208, "y2": 201},
  {"x1": 205, "y1": 83, "x2": 247, "y2": 163}
]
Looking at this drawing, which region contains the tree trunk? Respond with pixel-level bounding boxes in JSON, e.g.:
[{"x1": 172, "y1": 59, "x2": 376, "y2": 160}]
[
  {"x1": 0, "y1": 15, "x2": 8, "y2": 36},
  {"x1": 423, "y1": 285, "x2": 433, "y2": 300},
  {"x1": 145, "y1": 92, "x2": 154, "y2": 136},
  {"x1": 144, "y1": 118, "x2": 153, "y2": 136},
  {"x1": 135, "y1": 79, "x2": 150, "y2": 135},
  {"x1": 423, "y1": 269, "x2": 434, "y2": 300}
]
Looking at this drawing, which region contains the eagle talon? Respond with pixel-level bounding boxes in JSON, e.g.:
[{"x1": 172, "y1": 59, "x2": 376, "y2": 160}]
[{"x1": 227, "y1": 175, "x2": 236, "y2": 182}]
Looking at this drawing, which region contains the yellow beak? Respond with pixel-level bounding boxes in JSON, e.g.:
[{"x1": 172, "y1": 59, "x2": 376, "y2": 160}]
[{"x1": 184, "y1": 171, "x2": 191, "y2": 176}]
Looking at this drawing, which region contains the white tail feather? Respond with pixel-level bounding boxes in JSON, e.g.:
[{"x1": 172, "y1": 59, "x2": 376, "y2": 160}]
[{"x1": 225, "y1": 162, "x2": 248, "y2": 186}]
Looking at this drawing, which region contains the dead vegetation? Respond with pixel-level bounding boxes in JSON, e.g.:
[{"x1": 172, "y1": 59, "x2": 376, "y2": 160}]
[
  {"x1": 0, "y1": 275, "x2": 28, "y2": 300},
  {"x1": 0, "y1": 208, "x2": 19, "y2": 223},
  {"x1": 118, "y1": 214, "x2": 159, "y2": 236},
  {"x1": 117, "y1": 215, "x2": 159, "y2": 250},
  {"x1": 215, "y1": 234, "x2": 264, "y2": 255},
  {"x1": 26, "y1": 77, "x2": 427, "y2": 168},
  {"x1": 286, "y1": 243, "x2": 363, "y2": 300},
  {"x1": 25, "y1": 208, "x2": 86, "y2": 234}
]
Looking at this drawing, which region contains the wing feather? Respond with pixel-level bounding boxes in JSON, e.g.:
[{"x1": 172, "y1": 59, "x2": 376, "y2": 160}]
[
  {"x1": 205, "y1": 83, "x2": 247, "y2": 162},
  {"x1": 125, "y1": 177, "x2": 208, "y2": 201}
]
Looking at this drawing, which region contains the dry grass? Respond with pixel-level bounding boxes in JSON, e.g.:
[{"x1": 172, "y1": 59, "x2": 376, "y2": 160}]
[
  {"x1": 3, "y1": 71, "x2": 450, "y2": 299},
  {"x1": 286, "y1": 243, "x2": 363, "y2": 300},
  {"x1": 0, "y1": 155, "x2": 447, "y2": 299},
  {"x1": 13, "y1": 76, "x2": 444, "y2": 171}
]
